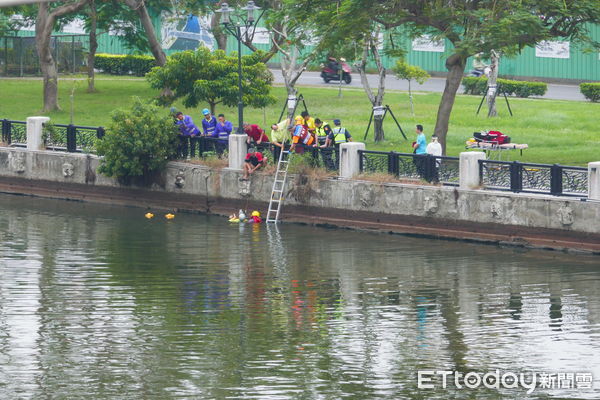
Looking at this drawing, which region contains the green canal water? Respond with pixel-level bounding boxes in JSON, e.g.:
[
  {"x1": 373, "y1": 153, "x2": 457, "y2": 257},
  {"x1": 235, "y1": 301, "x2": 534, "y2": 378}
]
[{"x1": 0, "y1": 194, "x2": 599, "y2": 399}]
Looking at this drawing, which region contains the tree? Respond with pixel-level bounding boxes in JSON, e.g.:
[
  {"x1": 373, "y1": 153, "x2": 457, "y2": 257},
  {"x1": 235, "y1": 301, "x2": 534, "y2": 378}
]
[
  {"x1": 35, "y1": 0, "x2": 88, "y2": 111},
  {"x1": 296, "y1": 0, "x2": 600, "y2": 153},
  {"x1": 146, "y1": 47, "x2": 276, "y2": 114},
  {"x1": 486, "y1": 50, "x2": 500, "y2": 117},
  {"x1": 96, "y1": 97, "x2": 178, "y2": 184},
  {"x1": 123, "y1": 0, "x2": 166, "y2": 66},
  {"x1": 86, "y1": 0, "x2": 98, "y2": 92},
  {"x1": 369, "y1": 0, "x2": 600, "y2": 153},
  {"x1": 393, "y1": 60, "x2": 430, "y2": 116}
]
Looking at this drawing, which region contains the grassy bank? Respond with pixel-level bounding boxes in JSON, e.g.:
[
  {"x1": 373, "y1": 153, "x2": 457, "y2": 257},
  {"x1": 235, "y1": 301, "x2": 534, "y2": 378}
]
[{"x1": 1, "y1": 76, "x2": 598, "y2": 165}]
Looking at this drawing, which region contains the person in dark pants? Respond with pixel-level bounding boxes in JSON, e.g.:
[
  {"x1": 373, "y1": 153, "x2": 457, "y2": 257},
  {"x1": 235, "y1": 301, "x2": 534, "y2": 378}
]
[
  {"x1": 412, "y1": 124, "x2": 428, "y2": 179},
  {"x1": 174, "y1": 112, "x2": 200, "y2": 159}
]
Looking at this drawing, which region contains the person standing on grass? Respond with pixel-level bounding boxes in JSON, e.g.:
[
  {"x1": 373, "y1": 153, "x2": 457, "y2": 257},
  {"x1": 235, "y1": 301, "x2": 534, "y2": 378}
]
[
  {"x1": 413, "y1": 124, "x2": 428, "y2": 178},
  {"x1": 324, "y1": 119, "x2": 352, "y2": 147},
  {"x1": 314, "y1": 118, "x2": 332, "y2": 146},
  {"x1": 426, "y1": 134, "x2": 443, "y2": 183},
  {"x1": 174, "y1": 112, "x2": 200, "y2": 159},
  {"x1": 201, "y1": 108, "x2": 217, "y2": 137},
  {"x1": 243, "y1": 123, "x2": 269, "y2": 146}
]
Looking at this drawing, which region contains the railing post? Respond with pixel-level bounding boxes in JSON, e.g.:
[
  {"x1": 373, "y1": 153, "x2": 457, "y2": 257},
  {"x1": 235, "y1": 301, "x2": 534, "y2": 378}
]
[
  {"x1": 339, "y1": 142, "x2": 366, "y2": 179},
  {"x1": 26, "y1": 116, "x2": 50, "y2": 151},
  {"x1": 550, "y1": 164, "x2": 563, "y2": 196},
  {"x1": 459, "y1": 152, "x2": 486, "y2": 189},
  {"x1": 66, "y1": 124, "x2": 77, "y2": 152},
  {"x1": 510, "y1": 161, "x2": 522, "y2": 193},
  {"x1": 228, "y1": 134, "x2": 247, "y2": 170},
  {"x1": 358, "y1": 150, "x2": 364, "y2": 173},
  {"x1": 589, "y1": 162, "x2": 600, "y2": 201},
  {"x1": 1, "y1": 119, "x2": 10, "y2": 144}
]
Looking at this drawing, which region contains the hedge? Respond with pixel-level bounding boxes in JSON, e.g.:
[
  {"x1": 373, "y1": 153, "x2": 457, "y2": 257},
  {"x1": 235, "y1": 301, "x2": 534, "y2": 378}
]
[
  {"x1": 580, "y1": 83, "x2": 600, "y2": 102},
  {"x1": 462, "y1": 77, "x2": 548, "y2": 98},
  {"x1": 94, "y1": 53, "x2": 156, "y2": 76}
]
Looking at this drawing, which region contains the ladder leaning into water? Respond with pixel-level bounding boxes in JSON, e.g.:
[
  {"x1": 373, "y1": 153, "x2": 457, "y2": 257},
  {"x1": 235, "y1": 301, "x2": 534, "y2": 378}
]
[{"x1": 266, "y1": 148, "x2": 291, "y2": 223}]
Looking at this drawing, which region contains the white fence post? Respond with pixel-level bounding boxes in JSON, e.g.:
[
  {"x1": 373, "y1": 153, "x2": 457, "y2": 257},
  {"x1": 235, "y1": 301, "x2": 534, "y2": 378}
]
[
  {"x1": 589, "y1": 162, "x2": 600, "y2": 200},
  {"x1": 339, "y1": 142, "x2": 366, "y2": 179},
  {"x1": 459, "y1": 151, "x2": 486, "y2": 189},
  {"x1": 26, "y1": 116, "x2": 50, "y2": 151},
  {"x1": 228, "y1": 134, "x2": 247, "y2": 170}
]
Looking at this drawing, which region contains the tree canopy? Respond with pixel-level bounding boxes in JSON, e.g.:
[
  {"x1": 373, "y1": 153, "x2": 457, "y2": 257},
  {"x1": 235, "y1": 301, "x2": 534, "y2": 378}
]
[{"x1": 146, "y1": 47, "x2": 277, "y2": 114}]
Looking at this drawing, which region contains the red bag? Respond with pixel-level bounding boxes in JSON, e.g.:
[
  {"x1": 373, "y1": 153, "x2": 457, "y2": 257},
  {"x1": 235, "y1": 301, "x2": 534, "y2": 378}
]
[{"x1": 486, "y1": 130, "x2": 511, "y2": 144}]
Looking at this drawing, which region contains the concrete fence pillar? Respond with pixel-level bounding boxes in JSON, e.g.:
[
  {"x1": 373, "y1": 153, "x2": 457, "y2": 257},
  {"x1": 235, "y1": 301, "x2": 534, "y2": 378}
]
[
  {"x1": 339, "y1": 142, "x2": 366, "y2": 179},
  {"x1": 459, "y1": 151, "x2": 486, "y2": 189},
  {"x1": 26, "y1": 116, "x2": 50, "y2": 151},
  {"x1": 589, "y1": 162, "x2": 600, "y2": 200},
  {"x1": 228, "y1": 134, "x2": 247, "y2": 170}
]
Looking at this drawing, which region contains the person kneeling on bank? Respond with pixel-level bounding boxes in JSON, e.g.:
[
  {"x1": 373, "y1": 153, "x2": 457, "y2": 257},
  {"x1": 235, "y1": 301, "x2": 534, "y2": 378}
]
[{"x1": 242, "y1": 149, "x2": 267, "y2": 180}]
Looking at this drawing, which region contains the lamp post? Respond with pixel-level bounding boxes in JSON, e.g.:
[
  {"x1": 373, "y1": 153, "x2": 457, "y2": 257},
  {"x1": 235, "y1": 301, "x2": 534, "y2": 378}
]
[{"x1": 217, "y1": 1, "x2": 261, "y2": 135}]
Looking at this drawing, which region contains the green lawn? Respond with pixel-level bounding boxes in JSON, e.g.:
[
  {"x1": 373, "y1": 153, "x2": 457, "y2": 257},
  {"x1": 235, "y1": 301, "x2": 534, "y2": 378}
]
[{"x1": 1, "y1": 76, "x2": 598, "y2": 165}]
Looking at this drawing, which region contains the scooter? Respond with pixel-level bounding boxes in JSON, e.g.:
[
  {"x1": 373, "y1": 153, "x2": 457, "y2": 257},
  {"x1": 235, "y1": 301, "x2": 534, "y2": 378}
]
[
  {"x1": 320, "y1": 59, "x2": 352, "y2": 84},
  {"x1": 467, "y1": 65, "x2": 491, "y2": 78}
]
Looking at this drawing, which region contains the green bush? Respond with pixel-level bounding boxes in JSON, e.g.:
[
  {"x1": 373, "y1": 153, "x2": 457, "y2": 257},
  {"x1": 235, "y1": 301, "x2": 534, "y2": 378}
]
[
  {"x1": 94, "y1": 53, "x2": 156, "y2": 76},
  {"x1": 96, "y1": 98, "x2": 178, "y2": 184},
  {"x1": 580, "y1": 83, "x2": 600, "y2": 102},
  {"x1": 462, "y1": 77, "x2": 547, "y2": 98}
]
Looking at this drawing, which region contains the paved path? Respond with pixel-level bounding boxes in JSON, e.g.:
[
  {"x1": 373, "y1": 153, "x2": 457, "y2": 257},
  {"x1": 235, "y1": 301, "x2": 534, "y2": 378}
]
[{"x1": 271, "y1": 70, "x2": 586, "y2": 102}]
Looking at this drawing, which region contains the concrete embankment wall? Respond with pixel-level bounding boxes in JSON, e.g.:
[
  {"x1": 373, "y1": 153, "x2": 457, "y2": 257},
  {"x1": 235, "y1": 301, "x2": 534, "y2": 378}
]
[{"x1": 0, "y1": 147, "x2": 599, "y2": 254}]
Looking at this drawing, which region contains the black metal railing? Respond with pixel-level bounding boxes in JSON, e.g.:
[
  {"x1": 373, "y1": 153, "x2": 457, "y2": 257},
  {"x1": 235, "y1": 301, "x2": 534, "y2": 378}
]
[
  {"x1": 48, "y1": 123, "x2": 105, "y2": 152},
  {"x1": 479, "y1": 160, "x2": 588, "y2": 197},
  {"x1": 1, "y1": 119, "x2": 27, "y2": 145},
  {"x1": 359, "y1": 150, "x2": 460, "y2": 185},
  {"x1": 1, "y1": 119, "x2": 104, "y2": 152}
]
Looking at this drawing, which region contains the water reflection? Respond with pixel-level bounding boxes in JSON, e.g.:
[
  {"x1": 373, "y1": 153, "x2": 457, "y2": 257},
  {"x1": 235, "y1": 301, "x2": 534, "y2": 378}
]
[{"x1": 0, "y1": 195, "x2": 599, "y2": 399}]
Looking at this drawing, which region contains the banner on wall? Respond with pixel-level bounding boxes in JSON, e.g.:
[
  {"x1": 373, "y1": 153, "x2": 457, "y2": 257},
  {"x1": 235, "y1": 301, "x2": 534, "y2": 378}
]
[
  {"x1": 535, "y1": 41, "x2": 570, "y2": 59},
  {"x1": 240, "y1": 27, "x2": 271, "y2": 45},
  {"x1": 412, "y1": 35, "x2": 445, "y2": 52}
]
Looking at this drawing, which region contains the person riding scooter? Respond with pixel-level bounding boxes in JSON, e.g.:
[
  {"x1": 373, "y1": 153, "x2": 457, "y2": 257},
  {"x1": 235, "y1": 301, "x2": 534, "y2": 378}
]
[{"x1": 321, "y1": 57, "x2": 352, "y2": 84}]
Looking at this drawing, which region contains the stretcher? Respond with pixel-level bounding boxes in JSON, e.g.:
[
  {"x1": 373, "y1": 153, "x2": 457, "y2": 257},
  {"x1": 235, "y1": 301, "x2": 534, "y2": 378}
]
[{"x1": 465, "y1": 139, "x2": 528, "y2": 160}]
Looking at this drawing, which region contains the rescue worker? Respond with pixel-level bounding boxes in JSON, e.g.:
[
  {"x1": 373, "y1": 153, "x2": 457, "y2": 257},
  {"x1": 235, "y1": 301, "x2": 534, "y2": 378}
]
[
  {"x1": 314, "y1": 118, "x2": 332, "y2": 146},
  {"x1": 324, "y1": 119, "x2": 353, "y2": 147},
  {"x1": 289, "y1": 116, "x2": 314, "y2": 152}
]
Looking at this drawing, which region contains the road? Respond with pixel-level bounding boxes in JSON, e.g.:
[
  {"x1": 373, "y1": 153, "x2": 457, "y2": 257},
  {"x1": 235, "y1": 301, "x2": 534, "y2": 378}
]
[{"x1": 270, "y1": 70, "x2": 586, "y2": 102}]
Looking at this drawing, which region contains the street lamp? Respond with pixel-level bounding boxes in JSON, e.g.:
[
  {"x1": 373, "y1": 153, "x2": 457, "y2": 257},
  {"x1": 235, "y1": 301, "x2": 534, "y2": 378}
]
[{"x1": 217, "y1": 1, "x2": 261, "y2": 135}]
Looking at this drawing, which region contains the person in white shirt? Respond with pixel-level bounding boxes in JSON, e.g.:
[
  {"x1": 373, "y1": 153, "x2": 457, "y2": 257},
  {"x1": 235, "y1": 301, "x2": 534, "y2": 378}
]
[
  {"x1": 426, "y1": 135, "x2": 442, "y2": 157},
  {"x1": 426, "y1": 135, "x2": 443, "y2": 182}
]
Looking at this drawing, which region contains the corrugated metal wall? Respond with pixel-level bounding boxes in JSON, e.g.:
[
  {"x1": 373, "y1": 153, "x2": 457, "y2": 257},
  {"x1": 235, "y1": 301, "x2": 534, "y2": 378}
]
[{"x1": 5, "y1": 15, "x2": 600, "y2": 81}]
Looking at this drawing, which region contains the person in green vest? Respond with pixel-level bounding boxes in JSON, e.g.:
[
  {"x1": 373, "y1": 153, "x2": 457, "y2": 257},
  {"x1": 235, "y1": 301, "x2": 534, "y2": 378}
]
[
  {"x1": 324, "y1": 119, "x2": 352, "y2": 147},
  {"x1": 314, "y1": 118, "x2": 332, "y2": 146}
]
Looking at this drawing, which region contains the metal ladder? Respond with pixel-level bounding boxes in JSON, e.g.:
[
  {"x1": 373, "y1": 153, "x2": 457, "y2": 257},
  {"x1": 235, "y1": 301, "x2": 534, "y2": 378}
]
[{"x1": 266, "y1": 148, "x2": 291, "y2": 223}]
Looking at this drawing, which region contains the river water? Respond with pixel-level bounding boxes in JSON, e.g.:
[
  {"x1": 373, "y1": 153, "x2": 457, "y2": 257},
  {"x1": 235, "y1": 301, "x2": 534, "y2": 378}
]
[{"x1": 0, "y1": 194, "x2": 599, "y2": 399}]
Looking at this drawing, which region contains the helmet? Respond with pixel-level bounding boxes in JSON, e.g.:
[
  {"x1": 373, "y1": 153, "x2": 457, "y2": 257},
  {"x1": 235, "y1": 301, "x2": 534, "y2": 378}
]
[
  {"x1": 202, "y1": 108, "x2": 210, "y2": 115},
  {"x1": 251, "y1": 211, "x2": 260, "y2": 217},
  {"x1": 294, "y1": 116, "x2": 304, "y2": 124}
]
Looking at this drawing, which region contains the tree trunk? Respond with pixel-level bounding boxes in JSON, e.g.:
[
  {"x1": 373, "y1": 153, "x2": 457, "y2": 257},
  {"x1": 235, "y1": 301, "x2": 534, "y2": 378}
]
[
  {"x1": 36, "y1": 5, "x2": 60, "y2": 111},
  {"x1": 433, "y1": 54, "x2": 467, "y2": 155},
  {"x1": 408, "y1": 79, "x2": 414, "y2": 116},
  {"x1": 374, "y1": 115, "x2": 384, "y2": 142},
  {"x1": 487, "y1": 50, "x2": 500, "y2": 117},
  {"x1": 210, "y1": 2, "x2": 227, "y2": 50},
  {"x1": 87, "y1": 0, "x2": 98, "y2": 93},
  {"x1": 125, "y1": 0, "x2": 166, "y2": 66},
  {"x1": 35, "y1": 0, "x2": 88, "y2": 112}
]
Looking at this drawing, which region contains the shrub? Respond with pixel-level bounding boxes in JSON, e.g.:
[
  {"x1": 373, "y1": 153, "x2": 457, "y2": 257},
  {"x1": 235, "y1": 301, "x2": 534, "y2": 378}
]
[
  {"x1": 580, "y1": 83, "x2": 600, "y2": 102},
  {"x1": 94, "y1": 53, "x2": 156, "y2": 76},
  {"x1": 96, "y1": 98, "x2": 178, "y2": 184},
  {"x1": 462, "y1": 77, "x2": 547, "y2": 98}
]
